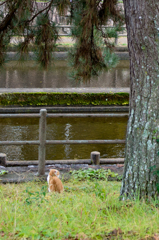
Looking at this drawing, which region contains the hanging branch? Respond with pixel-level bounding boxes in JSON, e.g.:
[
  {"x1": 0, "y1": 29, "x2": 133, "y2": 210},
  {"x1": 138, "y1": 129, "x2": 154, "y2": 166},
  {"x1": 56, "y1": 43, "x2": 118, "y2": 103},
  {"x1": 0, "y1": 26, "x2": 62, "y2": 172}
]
[
  {"x1": 0, "y1": 1, "x2": 6, "y2": 6},
  {"x1": 0, "y1": 0, "x2": 23, "y2": 32},
  {"x1": 68, "y1": 0, "x2": 124, "y2": 81},
  {"x1": 0, "y1": 0, "x2": 125, "y2": 73},
  {"x1": 34, "y1": 13, "x2": 59, "y2": 69},
  {"x1": 25, "y1": 0, "x2": 54, "y2": 24}
]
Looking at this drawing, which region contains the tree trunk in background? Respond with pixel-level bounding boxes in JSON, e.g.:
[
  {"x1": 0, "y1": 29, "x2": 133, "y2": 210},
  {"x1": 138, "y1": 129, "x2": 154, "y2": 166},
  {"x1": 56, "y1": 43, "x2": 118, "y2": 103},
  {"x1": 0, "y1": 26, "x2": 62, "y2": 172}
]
[{"x1": 120, "y1": 0, "x2": 159, "y2": 199}]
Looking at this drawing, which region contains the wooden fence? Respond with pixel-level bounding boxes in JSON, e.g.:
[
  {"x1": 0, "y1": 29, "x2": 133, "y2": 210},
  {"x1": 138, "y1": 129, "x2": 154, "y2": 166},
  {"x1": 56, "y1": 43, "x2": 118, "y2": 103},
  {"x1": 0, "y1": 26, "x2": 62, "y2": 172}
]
[{"x1": 0, "y1": 109, "x2": 128, "y2": 175}]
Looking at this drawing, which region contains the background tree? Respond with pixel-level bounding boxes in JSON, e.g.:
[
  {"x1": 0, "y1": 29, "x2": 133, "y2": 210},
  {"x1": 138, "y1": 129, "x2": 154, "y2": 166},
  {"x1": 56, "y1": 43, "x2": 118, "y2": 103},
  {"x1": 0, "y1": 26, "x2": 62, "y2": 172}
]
[
  {"x1": 0, "y1": 0, "x2": 124, "y2": 77},
  {"x1": 120, "y1": 0, "x2": 159, "y2": 199}
]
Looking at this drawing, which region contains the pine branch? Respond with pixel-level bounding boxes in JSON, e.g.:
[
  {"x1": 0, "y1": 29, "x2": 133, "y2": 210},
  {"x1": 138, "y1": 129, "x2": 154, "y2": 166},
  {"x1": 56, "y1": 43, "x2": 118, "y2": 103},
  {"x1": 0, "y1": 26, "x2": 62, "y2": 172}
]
[
  {"x1": 25, "y1": 0, "x2": 54, "y2": 24},
  {"x1": 0, "y1": 0, "x2": 22, "y2": 32},
  {"x1": 0, "y1": 1, "x2": 6, "y2": 6}
]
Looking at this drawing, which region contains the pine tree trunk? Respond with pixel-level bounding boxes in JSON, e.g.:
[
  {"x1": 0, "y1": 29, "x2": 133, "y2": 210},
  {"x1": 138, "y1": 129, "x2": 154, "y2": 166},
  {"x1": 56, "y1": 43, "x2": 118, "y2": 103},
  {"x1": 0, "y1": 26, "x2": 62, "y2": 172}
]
[{"x1": 120, "y1": 0, "x2": 159, "y2": 199}]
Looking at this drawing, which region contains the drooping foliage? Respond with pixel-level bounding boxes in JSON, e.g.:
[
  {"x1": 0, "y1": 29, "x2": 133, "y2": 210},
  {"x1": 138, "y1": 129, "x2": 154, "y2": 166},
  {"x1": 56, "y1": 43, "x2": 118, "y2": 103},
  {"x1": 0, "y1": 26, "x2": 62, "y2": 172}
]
[
  {"x1": 0, "y1": 0, "x2": 124, "y2": 80},
  {"x1": 69, "y1": 0, "x2": 124, "y2": 81}
]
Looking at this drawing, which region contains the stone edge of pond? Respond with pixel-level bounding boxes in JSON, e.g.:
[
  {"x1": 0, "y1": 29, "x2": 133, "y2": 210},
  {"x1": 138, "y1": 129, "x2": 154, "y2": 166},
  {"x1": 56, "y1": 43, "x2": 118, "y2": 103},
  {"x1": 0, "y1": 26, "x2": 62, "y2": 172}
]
[
  {"x1": 6, "y1": 46, "x2": 128, "y2": 52},
  {"x1": 0, "y1": 92, "x2": 129, "y2": 108},
  {"x1": 5, "y1": 51, "x2": 129, "y2": 61},
  {"x1": 0, "y1": 106, "x2": 129, "y2": 113}
]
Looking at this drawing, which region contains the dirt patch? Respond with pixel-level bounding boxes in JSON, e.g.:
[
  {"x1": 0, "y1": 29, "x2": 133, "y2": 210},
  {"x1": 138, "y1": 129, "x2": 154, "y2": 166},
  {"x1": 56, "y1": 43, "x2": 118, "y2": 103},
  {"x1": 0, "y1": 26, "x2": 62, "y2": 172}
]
[{"x1": 0, "y1": 164, "x2": 124, "y2": 183}]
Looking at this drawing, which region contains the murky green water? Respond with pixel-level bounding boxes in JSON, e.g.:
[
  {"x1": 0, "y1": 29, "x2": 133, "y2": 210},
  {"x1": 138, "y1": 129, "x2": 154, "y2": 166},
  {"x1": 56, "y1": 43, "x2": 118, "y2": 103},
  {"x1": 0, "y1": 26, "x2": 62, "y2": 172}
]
[
  {"x1": 0, "y1": 59, "x2": 129, "y2": 161},
  {"x1": 0, "y1": 60, "x2": 130, "y2": 88},
  {"x1": 0, "y1": 117, "x2": 128, "y2": 161}
]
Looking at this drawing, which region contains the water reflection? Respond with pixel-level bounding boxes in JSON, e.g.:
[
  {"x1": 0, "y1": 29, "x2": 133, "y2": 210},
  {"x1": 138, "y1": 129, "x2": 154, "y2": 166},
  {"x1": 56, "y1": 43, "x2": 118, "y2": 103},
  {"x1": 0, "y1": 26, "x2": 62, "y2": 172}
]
[
  {"x1": 0, "y1": 60, "x2": 130, "y2": 88},
  {"x1": 0, "y1": 117, "x2": 128, "y2": 161},
  {"x1": 64, "y1": 123, "x2": 72, "y2": 159}
]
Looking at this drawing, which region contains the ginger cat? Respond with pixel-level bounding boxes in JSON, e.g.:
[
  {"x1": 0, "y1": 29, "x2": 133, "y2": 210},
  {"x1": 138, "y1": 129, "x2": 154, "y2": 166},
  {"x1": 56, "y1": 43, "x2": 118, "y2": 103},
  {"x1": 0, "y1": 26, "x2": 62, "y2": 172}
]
[{"x1": 47, "y1": 169, "x2": 64, "y2": 193}]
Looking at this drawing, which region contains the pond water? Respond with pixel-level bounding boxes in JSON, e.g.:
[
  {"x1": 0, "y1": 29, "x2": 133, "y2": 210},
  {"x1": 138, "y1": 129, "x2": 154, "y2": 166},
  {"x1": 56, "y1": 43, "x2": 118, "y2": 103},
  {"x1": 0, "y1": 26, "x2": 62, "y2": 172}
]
[
  {"x1": 0, "y1": 59, "x2": 129, "y2": 161},
  {"x1": 0, "y1": 60, "x2": 130, "y2": 88},
  {"x1": 0, "y1": 116, "x2": 128, "y2": 161}
]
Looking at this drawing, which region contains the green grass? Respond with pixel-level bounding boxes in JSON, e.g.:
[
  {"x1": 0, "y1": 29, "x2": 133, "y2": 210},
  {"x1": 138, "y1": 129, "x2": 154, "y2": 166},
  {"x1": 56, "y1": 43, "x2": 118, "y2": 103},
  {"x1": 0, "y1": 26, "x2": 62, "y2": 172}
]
[
  {"x1": 121, "y1": 43, "x2": 127, "y2": 46},
  {"x1": 0, "y1": 180, "x2": 159, "y2": 240}
]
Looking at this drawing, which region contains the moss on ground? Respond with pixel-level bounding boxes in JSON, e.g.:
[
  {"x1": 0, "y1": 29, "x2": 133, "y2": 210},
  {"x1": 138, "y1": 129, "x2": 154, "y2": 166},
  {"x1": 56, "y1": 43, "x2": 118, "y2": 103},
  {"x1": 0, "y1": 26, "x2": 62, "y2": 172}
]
[{"x1": 0, "y1": 92, "x2": 129, "y2": 106}]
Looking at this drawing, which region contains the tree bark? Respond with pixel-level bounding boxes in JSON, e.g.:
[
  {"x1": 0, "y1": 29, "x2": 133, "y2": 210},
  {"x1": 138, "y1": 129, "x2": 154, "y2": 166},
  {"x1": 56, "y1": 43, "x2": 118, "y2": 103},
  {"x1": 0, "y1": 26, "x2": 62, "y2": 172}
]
[{"x1": 120, "y1": 0, "x2": 159, "y2": 199}]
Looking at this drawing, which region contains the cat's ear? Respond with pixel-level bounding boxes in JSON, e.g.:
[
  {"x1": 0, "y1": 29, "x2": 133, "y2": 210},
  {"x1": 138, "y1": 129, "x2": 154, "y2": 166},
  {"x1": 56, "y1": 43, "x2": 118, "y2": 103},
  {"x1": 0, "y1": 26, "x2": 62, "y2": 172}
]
[{"x1": 55, "y1": 170, "x2": 59, "y2": 177}]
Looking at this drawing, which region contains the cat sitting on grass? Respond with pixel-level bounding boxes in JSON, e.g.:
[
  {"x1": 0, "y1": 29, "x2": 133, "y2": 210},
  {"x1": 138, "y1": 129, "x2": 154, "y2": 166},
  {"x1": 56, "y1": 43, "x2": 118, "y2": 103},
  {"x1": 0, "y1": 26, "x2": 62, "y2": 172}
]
[{"x1": 47, "y1": 169, "x2": 64, "y2": 193}]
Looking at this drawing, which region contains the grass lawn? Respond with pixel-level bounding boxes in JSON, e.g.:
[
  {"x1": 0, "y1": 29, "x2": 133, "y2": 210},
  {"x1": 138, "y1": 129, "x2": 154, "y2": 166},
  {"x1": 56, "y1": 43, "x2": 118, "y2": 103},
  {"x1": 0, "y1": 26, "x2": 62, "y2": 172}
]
[{"x1": 0, "y1": 179, "x2": 159, "y2": 240}]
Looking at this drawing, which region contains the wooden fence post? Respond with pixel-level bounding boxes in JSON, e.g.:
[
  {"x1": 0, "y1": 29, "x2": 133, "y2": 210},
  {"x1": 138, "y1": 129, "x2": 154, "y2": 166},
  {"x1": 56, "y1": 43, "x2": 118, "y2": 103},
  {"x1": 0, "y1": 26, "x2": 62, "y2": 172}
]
[
  {"x1": 38, "y1": 109, "x2": 47, "y2": 176},
  {"x1": 0, "y1": 153, "x2": 6, "y2": 167},
  {"x1": 91, "y1": 151, "x2": 100, "y2": 165}
]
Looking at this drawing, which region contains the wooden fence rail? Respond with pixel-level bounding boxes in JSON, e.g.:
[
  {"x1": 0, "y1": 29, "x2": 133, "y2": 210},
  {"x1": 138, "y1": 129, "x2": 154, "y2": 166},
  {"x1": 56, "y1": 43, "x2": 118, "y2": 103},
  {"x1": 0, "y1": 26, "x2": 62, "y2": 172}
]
[
  {"x1": 0, "y1": 113, "x2": 129, "y2": 118},
  {"x1": 0, "y1": 109, "x2": 126, "y2": 175}
]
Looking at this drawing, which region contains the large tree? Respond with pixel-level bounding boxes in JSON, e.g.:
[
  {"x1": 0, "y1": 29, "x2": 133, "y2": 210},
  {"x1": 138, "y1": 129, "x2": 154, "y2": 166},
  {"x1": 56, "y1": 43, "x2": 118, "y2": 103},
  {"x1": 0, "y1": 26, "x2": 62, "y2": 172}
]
[{"x1": 120, "y1": 0, "x2": 159, "y2": 199}]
